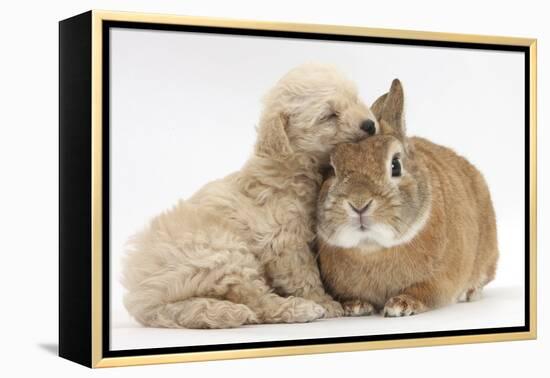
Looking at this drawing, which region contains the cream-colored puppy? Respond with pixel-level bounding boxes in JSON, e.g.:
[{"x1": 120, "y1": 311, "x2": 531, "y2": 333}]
[{"x1": 122, "y1": 64, "x2": 378, "y2": 328}]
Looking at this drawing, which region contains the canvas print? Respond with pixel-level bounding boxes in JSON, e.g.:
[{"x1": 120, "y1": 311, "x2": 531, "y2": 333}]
[{"x1": 108, "y1": 25, "x2": 527, "y2": 352}]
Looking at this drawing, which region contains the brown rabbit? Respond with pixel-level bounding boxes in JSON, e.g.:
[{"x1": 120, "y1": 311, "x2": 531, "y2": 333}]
[{"x1": 317, "y1": 79, "x2": 498, "y2": 317}]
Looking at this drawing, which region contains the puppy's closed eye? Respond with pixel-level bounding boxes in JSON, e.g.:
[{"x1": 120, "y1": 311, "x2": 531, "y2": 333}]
[{"x1": 319, "y1": 112, "x2": 339, "y2": 122}]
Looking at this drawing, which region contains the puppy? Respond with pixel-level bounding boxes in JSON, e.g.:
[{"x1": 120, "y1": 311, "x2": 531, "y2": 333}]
[{"x1": 122, "y1": 64, "x2": 378, "y2": 328}]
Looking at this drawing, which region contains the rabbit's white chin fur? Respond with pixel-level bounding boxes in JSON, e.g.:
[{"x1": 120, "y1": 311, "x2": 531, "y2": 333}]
[
  {"x1": 328, "y1": 205, "x2": 431, "y2": 250},
  {"x1": 327, "y1": 224, "x2": 394, "y2": 251}
]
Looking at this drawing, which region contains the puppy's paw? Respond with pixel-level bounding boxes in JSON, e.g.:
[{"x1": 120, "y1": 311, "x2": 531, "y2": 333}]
[
  {"x1": 287, "y1": 297, "x2": 326, "y2": 322},
  {"x1": 383, "y1": 294, "x2": 426, "y2": 317},
  {"x1": 318, "y1": 299, "x2": 345, "y2": 318},
  {"x1": 342, "y1": 299, "x2": 374, "y2": 317}
]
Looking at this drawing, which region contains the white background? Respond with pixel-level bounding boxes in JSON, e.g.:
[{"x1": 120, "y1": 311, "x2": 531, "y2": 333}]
[
  {"x1": 109, "y1": 26, "x2": 525, "y2": 347},
  {"x1": 0, "y1": 0, "x2": 548, "y2": 376}
]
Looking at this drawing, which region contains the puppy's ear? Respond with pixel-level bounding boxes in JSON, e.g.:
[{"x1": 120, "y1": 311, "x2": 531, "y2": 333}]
[
  {"x1": 372, "y1": 79, "x2": 406, "y2": 139},
  {"x1": 255, "y1": 113, "x2": 293, "y2": 158}
]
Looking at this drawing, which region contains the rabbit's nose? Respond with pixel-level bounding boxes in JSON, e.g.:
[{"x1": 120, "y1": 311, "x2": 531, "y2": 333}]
[
  {"x1": 360, "y1": 119, "x2": 376, "y2": 135},
  {"x1": 349, "y1": 200, "x2": 373, "y2": 215}
]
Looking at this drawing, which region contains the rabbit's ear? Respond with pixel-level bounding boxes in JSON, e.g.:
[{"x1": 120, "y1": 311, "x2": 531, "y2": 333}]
[
  {"x1": 330, "y1": 143, "x2": 356, "y2": 177},
  {"x1": 375, "y1": 79, "x2": 406, "y2": 138},
  {"x1": 255, "y1": 112, "x2": 293, "y2": 158},
  {"x1": 370, "y1": 93, "x2": 387, "y2": 121}
]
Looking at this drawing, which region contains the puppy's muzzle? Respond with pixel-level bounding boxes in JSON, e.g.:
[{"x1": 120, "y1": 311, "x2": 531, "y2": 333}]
[{"x1": 360, "y1": 119, "x2": 376, "y2": 136}]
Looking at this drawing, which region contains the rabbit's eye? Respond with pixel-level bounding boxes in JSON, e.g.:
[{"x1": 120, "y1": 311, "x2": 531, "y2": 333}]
[{"x1": 391, "y1": 157, "x2": 402, "y2": 177}]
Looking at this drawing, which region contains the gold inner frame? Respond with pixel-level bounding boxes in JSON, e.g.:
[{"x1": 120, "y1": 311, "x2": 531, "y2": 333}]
[{"x1": 90, "y1": 9, "x2": 537, "y2": 368}]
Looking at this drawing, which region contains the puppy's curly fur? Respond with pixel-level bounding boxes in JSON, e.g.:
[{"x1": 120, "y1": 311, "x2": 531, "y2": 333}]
[{"x1": 122, "y1": 64, "x2": 377, "y2": 328}]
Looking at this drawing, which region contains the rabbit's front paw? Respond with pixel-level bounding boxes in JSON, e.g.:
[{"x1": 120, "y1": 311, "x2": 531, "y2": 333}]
[
  {"x1": 342, "y1": 299, "x2": 374, "y2": 316},
  {"x1": 383, "y1": 294, "x2": 426, "y2": 317}
]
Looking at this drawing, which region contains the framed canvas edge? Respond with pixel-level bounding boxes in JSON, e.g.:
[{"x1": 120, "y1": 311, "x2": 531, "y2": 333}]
[
  {"x1": 528, "y1": 40, "x2": 537, "y2": 338},
  {"x1": 94, "y1": 331, "x2": 536, "y2": 368},
  {"x1": 84, "y1": 9, "x2": 538, "y2": 368},
  {"x1": 90, "y1": 9, "x2": 536, "y2": 46},
  {"x1": 91, "y1": 10, "x2": 103, "y2": 368}
]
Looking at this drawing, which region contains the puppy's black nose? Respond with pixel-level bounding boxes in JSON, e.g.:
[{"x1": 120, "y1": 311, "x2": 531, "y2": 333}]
[{"x1": 360, "y1": 119, "x2": 376, "y2": 136}]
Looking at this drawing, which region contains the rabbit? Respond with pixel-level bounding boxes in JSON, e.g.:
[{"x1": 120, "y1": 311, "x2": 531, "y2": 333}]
[{"x1": 316, "y1": 79, "x2": 498, "y2": 317}]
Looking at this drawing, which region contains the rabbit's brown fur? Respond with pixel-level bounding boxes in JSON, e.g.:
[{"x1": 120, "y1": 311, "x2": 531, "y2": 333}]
[{"x1": 317, "y1": 79, "x2": 498, "y2": 316}]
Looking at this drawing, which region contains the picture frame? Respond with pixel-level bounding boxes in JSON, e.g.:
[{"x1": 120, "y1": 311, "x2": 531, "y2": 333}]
[{"x1": 59, "y1": 10, "x2": 537, "y2": 368}]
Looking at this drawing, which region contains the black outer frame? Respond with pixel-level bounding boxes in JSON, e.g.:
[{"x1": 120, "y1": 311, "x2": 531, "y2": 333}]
[
  {"x1": 59, "y1": 11, "x2": 532, "y2": 368},
  {"x1": 59, "y1": 11, "x2": 93, "y2": 367}
]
